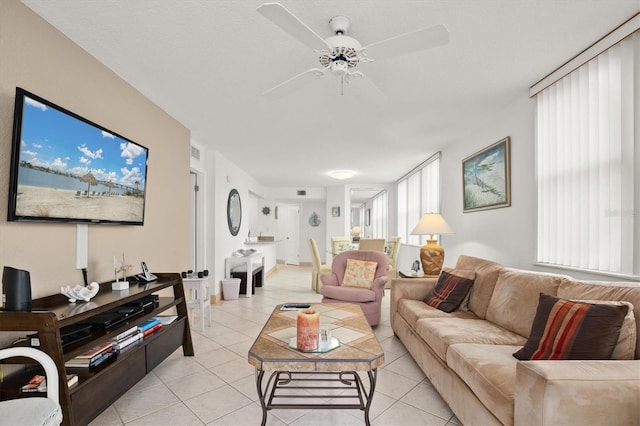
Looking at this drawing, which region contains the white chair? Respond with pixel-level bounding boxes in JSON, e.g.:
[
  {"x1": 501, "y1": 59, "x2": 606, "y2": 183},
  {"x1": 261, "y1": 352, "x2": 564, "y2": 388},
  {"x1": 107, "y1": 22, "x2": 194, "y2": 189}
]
[
  {"x1": 331, "y1": 236, "x2": 351, "y2": 256},
  {"x1": 308, "y1": 238, "x2": 332, "y2": 293},
  {"x1": 0, "y1": 347, "x2": 63, "y2": 426},
  {"x1": 386, "y1": 236, "x2": 402, "y2": 286}
]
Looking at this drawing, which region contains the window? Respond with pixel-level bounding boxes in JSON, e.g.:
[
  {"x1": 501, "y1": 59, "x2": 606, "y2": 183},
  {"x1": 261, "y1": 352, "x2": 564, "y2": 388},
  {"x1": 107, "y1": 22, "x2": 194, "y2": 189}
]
[
  {"x1": 535, "y1": 31, "x2": 639, "y2": 278},
  {"x1": 397, "y1": 153, "x2": 441, "y2": 245},
  {"x1": 371, "y1": 191, "x2": 388, "y2": 239}
]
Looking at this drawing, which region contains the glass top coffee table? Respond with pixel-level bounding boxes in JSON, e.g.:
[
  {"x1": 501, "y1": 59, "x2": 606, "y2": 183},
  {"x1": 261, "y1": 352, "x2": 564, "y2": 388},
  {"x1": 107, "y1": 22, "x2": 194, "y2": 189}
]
[{"x1": 248, "y1": 302, "x2": 384, "y2": 426}]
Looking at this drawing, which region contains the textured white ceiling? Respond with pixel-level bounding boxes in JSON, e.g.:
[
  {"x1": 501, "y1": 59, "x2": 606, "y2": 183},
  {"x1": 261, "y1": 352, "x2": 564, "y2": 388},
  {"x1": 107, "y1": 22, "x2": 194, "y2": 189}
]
[{"x1": 22, "y1": 0, "x2": 639, "y2": 188}]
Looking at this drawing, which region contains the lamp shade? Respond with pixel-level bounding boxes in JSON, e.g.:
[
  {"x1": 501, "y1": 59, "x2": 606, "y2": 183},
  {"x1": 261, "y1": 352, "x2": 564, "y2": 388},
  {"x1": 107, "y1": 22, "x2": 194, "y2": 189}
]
[
  {"x1": 352, "y1": 226, "x2": 361, "y2": 234},
  {"x1": 410, "y1": 213, "x2": 454, "y2": 236}
]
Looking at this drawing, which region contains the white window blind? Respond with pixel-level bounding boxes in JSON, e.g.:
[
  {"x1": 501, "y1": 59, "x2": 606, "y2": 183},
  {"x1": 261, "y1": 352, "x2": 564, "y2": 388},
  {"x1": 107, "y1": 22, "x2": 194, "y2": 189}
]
[
  {"x1": 371, "y1": 191, "x2": 388, "y2": 239},
  {"x1": 536, "y1": 31, "x2": 639, "y2": 278},
  {"x1": 397, "y1": 153, "x2": 441, "y2": 245}
]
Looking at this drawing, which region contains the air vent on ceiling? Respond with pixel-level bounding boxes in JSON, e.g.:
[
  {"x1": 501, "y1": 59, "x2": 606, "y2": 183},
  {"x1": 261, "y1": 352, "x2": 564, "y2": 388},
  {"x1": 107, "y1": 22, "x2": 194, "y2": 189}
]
[
  {"x1": 191, "y1": 145, "x2": 200, "y2": 160},
  {"x1": 297, "y1": 190, "x2": 307, "y2": 196}
]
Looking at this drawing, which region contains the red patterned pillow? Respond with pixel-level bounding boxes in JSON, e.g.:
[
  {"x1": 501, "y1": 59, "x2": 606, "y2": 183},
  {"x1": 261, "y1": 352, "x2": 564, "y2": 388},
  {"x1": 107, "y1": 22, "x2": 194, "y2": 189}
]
[
  {"x1": 423, "y1": 268, "x2": 475, "y2": 313},
  {"x1": 513, "y1": 293, "x2": 629, "y2": 360}
]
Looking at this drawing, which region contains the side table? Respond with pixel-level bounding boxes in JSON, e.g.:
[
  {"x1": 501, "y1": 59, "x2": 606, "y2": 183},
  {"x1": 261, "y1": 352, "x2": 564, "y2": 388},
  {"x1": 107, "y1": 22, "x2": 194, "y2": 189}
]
[
  {"x1": 398, "y1": 270, "x2": 439, "y2": 279},
  {"x1": 183, "y1": 277, "x2": 211, "y2": 332},
  {"x1": 225, "y1": 252, "x2": 265, "y2": 298}
]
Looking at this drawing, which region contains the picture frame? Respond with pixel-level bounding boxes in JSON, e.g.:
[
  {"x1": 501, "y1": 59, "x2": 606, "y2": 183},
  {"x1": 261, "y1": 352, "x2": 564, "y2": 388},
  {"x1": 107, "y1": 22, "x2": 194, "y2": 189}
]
[
  {"x1": 365, "y1": 208, "x2": 371, "y2": 226},
  {"x1": 462, "y1": 137, "x2": 511, "y2": 212},
  {"x1": 331, "y1": 206, "x2": 340, "y2": 217}
]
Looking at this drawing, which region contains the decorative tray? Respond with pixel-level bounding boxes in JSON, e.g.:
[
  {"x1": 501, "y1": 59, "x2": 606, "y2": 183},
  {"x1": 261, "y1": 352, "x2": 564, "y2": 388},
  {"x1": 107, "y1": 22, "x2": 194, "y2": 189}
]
[{"x1": 288, "y1": 337, "x2": 340, "y2": 353}]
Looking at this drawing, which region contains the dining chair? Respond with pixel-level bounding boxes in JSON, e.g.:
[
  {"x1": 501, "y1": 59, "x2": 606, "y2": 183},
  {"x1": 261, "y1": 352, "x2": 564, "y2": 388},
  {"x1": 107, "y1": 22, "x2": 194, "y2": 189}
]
[
  {"x1": 0, "y1": 347, "x2": 63, "y2": 426},
  {"x1": 358, "y1": 238, "x2": 386, "y2": 252},
  {"x1": 385, "y1": 236, "x2": 402, "y2": 285},
  {"x1": 308, "y1": 238, "x2": 332, "y2": 293},
  {"x1": 330, "y1": 236, "x2": 351, "y2": 256}
]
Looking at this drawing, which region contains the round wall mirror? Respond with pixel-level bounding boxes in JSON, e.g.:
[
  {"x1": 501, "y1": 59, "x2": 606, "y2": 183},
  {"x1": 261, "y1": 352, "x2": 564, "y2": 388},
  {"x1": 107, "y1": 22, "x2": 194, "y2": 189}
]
[{"x1": 227, "y1": 189, "x2": 242, "y2": 236}]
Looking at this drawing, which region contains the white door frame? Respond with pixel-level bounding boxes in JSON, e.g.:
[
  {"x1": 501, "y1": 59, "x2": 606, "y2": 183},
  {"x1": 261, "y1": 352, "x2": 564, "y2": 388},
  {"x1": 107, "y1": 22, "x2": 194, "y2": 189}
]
[{"x1": 189, "y1": 169, "x2": 206, "y2": 273}]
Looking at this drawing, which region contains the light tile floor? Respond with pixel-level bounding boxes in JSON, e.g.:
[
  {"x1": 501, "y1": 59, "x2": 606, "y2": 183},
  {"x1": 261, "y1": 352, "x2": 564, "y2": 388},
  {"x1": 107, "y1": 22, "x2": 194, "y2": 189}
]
[{"x1": 89, "y1": 265, "x2": 460, "y2": 426}]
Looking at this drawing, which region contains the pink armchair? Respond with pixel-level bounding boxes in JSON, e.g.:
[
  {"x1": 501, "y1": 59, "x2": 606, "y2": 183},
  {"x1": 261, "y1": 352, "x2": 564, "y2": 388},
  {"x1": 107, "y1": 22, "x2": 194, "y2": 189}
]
[{"x1": 320, "y1": 250, "x2": 389, "y2": 326}]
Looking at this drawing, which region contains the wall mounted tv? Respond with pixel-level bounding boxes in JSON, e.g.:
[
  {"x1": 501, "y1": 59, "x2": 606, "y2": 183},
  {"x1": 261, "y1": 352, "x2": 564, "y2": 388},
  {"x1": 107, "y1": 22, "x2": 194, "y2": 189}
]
[{"x1": 7, "y1": 87, "x2": 148, "y2": 225}]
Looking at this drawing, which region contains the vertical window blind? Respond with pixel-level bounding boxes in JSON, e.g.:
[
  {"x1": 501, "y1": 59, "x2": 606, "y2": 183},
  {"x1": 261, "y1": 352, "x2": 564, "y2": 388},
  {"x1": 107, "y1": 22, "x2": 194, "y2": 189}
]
[
  {"x1": 371, "y1": 191, "x2": 388, "y2": 239},
  {"x1": 535, "y1": 31, "x2": 638, "y2": 277},
  {"x1": 397, "y1": 153, "x2": 441, "y2": 245}
]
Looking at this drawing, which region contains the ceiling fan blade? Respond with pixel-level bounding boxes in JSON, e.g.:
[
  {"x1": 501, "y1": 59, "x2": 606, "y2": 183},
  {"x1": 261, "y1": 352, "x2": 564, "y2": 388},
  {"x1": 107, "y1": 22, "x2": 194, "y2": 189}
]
[
  {"x1": 262, "y1": 67, "x2": 327, "y2": 100},
  {"x1": 257, "y1": 3, "x2": 329, "y2": 51},
  {"x1": 348, "y1": 72, "x2": 386, "y2": 105},
  {"x1": 362, "y1": 24, "x2": 449, "y2": 60}
]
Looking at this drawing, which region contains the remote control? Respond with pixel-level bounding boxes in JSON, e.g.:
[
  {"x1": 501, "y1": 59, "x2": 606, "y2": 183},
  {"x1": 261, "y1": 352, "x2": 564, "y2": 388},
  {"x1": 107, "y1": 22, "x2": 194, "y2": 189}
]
[{"x1": 280, "y1": 303, "x2": 311, "y2": 310}]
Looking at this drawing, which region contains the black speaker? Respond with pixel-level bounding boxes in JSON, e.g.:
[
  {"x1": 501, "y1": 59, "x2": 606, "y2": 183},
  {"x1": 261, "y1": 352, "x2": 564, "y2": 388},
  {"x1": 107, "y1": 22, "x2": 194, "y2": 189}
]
[{"x1": 2, "y1": 266, "x2": 32, "y2": 311}]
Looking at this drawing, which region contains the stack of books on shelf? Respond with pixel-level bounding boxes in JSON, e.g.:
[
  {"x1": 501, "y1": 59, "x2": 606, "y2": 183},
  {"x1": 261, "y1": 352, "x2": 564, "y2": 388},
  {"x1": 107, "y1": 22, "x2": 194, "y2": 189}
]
[
  {"x1": 20, "y1": 374, "x2": 78, "y2": 392},
  {"x1": 65, "y1": 341, "x2": 115, "y2": 368},
  {"x1": 138, "y1": 318, "x2": 162, "y2": 337},
  {"x1": 64, "y1": 318, "x2": 167, "y2": 369},
  {"x1": 20, "y1": 374, "x2": 46, "y2": 392},
  {"x1": 112, "y1": 325, "x2": 143, "y2": 351}
]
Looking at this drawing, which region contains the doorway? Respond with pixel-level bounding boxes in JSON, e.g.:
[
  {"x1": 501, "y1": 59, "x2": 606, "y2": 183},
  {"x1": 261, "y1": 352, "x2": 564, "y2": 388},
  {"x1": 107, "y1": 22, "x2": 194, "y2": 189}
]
[{"x1": 282, "y1": 204, "x2": 300, "y2": 265}]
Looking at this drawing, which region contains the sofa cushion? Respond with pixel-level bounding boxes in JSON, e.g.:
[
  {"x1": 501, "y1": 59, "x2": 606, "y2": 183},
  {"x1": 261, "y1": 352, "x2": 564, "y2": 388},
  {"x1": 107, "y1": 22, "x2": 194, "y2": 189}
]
[
  {"x1": 342, "y1": 259, "x2": 378, "y2": 289},
  {"x1": 454, "y1": 255, "x2": 503, "y2": 319},
  {"x1": 513, "y1": 294, "x2": 629, "y2": 360},
  {"x1": 424, "y1": 268, "x2": 476, "y2": 313},
  {"x1": 321, "y1": 285, "x2": 376, "y2": 303},
  {"x1": 398, "y1": 299, "x2": 479, "y2": 328},
  {"x1": 558, "y1": 280, "x2": 640, "y2": 359},
  {"x1": 447, "y1": 343, "x2": 522, "y2": 426},
  {"x1": 486, "y1": 269, "x2": 569, "y2": 338},
  {"x1": 415, "y1": 317, "x2": 527, "y2": 361}
]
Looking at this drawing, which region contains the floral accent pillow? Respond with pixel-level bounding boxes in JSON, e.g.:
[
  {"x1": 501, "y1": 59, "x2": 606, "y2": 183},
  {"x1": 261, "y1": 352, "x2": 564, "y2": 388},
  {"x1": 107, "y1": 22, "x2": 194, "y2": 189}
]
[{"x1": 342, "y1": 259, "x2": 379, "y2": 289}]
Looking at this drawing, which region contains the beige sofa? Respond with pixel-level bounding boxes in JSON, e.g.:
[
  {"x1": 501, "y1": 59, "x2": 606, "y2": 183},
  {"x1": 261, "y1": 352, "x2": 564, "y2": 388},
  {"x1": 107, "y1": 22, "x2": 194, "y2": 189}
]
[{"x1": 390, "y1": 255, "x2": 640, "y2": 426}]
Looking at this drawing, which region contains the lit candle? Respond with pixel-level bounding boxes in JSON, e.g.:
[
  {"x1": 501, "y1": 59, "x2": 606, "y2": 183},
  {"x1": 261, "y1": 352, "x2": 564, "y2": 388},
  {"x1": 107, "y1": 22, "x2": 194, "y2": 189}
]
[{"x1": 297, "y1": 309, "x2": 319, "y2": 351}]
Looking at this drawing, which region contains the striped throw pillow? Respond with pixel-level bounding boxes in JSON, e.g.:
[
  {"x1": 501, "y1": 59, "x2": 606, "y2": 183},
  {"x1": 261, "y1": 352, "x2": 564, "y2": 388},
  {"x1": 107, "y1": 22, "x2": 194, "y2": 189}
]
[
  {"x1": 424, "y1": 268, "x2": 475, "y2": 313},
  {"x1": 513, "y1": 293, "x2": 629, "y2": 360}
]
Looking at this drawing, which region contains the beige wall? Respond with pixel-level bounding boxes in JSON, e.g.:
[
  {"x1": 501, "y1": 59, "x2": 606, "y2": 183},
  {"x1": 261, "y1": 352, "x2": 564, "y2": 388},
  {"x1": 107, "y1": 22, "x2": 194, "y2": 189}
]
[{"x1": 0, "y1": 1, "x2": 190, "y2": 299}]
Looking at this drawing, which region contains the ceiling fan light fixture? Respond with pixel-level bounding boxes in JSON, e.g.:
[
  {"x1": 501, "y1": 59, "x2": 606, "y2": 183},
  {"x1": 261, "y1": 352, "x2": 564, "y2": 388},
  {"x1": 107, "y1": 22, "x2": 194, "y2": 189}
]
[
  {"x1": 257, "y1": 3, "x2": 449, "y2": 100},
  {"x1": 328, "y1": 170, "x2": 356, "y2": 180}
]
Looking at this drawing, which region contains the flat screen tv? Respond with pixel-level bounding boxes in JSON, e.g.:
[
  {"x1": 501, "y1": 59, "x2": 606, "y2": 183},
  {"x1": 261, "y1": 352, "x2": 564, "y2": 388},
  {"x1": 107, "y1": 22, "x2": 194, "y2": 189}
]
[{"x1": 8, "y1": 87, "x2": 148, "y2": 225}]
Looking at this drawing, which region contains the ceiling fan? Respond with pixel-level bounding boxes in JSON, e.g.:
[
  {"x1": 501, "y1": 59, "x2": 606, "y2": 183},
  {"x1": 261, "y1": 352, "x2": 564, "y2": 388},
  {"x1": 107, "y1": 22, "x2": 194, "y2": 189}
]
[{"x1": 257, "y1": 2, "x2": 449, "y2": 100}]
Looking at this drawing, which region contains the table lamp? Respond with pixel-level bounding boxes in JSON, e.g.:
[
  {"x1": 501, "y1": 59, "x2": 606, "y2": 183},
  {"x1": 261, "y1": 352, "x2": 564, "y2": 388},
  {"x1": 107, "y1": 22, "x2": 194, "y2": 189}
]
[
  {"x1": 351, "y1": 226, "x2": 361, "y2": 242},
  {"x1": 410, "y1": 213, "x2": 454, "y2": 275}
]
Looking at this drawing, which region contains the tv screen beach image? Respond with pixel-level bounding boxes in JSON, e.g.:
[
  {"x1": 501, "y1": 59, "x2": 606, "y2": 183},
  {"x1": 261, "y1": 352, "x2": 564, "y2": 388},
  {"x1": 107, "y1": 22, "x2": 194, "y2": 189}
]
[{"x1": 12, "y1": 94, "x2": 148, "y2": 223}]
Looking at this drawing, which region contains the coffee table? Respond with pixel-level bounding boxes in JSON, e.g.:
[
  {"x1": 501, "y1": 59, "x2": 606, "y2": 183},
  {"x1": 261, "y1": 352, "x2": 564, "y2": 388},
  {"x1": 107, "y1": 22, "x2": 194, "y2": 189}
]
[{"x1": 248, "y1": 302, "x2": 384, "y2": 426}]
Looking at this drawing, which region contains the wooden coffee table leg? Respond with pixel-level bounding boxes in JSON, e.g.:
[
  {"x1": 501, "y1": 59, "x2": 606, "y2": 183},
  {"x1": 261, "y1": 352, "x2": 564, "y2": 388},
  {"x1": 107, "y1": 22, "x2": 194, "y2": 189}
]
[{"x1": 255, "y1": 369, "x2": 267, "y2": 426}]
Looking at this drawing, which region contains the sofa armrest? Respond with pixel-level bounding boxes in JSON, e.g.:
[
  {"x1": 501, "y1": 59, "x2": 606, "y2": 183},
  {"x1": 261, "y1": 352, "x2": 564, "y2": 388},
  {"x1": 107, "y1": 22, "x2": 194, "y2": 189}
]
[
  {"x1": 390, "y1": 277, "x2": 437, "y2": 331},
  {"x1": 371, "y1": 275, "x2": 388, "y2": 302},
  {"x1": 320, "y1": 272, "x2": 339, "y2": 287},
  {"x1": 515, "y1": 360, "x2": 640, "y2": 425}
]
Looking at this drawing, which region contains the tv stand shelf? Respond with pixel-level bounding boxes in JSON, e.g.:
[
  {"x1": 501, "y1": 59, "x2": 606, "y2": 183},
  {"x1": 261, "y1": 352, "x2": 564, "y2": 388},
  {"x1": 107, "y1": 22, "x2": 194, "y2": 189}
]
[{"x1": 0, "y1": 273, "x2": 194, "y2": 426}]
